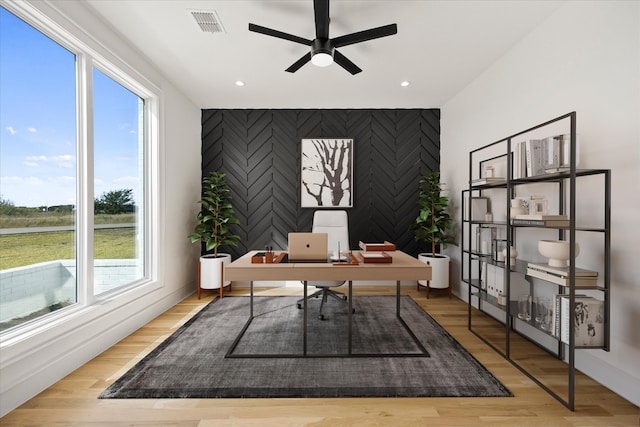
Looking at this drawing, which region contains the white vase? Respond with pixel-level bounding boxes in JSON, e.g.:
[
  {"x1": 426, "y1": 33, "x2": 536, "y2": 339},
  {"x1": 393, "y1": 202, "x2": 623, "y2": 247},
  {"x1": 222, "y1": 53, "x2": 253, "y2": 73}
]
[
  {"x1": 200, "y1": 253, "x2": 231, "y2": 289},
  {"x1": 510, "y1": 199, "x2": 527, "y2": 217},
  {"x1": 417, "y1": 253, "x2": 450, "y2": 289},
  {"x1": 502, "y1": 246, "x2": 518, "y2": 267}
]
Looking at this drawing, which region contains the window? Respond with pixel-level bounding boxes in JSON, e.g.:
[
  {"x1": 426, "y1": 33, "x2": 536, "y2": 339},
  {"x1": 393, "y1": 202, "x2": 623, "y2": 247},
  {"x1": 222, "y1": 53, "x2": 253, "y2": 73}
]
[
  {"x1": 93, "y1": 68, "x2": 146, "y2": 295},
  {"x1": 0, "y1": 6, "x2": 78, "y2": 330},
  {"x1": 0, "y1": 4, "x2": 156, "y2": 332}
]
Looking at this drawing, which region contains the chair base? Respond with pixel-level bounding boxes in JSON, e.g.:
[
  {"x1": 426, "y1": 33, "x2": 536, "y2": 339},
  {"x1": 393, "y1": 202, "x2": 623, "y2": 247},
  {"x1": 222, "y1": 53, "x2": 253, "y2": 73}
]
[{"x1": 297, "y1": 288, "x2": 354, "y2": 320}]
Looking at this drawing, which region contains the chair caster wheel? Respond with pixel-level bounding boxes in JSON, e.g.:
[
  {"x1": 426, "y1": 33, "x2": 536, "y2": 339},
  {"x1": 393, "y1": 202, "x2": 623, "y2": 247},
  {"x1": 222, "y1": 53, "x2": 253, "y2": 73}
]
[
  {"x1": 352, "y1": 308, "x2": 356, "y2": 314},
  {"x1": 318, "y1": 314, "x2": 325, "y2": 320},
  {"x1": 342, "y1": 295, "x2": 347, "y2": 300},
  {"x1": 297, "y1": 303, "x2": 302, "y2": 309}
]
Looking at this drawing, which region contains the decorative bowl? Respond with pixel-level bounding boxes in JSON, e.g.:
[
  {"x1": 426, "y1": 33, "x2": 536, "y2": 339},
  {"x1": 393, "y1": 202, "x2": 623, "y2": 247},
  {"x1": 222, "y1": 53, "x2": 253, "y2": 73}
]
[{"x1": 538, "y1": 239, "x2": 580, "y2": 267}]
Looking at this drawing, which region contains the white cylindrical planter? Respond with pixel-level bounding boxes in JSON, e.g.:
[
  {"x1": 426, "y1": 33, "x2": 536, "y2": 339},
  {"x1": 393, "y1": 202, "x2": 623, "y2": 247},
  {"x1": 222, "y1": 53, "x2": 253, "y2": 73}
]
[
  {"x1": 200, "y1": 253, "x2": 231, "y2": 289},
  {"x1": 418, "y1": 253, "x2": 450, "y2": 288}
]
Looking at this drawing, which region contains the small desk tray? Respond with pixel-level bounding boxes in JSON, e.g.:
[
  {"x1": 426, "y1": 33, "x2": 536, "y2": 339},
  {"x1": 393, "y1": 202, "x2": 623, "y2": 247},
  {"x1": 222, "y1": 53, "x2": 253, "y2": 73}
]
[
  {"x1": 357, "y1": 252, "x2": 393, "y2": 263},
  {"x1": 358, "y1": 241, "x2": 396, "y2": 251}
]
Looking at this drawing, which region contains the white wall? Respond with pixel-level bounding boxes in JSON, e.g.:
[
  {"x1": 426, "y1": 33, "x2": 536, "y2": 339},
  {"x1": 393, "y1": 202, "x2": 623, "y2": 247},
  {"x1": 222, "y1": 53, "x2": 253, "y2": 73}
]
[
  {"x1": 0, "y1": 0, "x2": 201, "y2": 416},
  {"x1": 441, "y1": 1, "x2": 640, "y2": 406}
]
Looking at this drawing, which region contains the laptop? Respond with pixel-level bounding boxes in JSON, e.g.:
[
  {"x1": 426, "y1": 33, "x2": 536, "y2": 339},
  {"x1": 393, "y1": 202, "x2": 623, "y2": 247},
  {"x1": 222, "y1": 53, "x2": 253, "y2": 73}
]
[{"x1": 287, "y1": 232, "x2": 328, "y2": 262}]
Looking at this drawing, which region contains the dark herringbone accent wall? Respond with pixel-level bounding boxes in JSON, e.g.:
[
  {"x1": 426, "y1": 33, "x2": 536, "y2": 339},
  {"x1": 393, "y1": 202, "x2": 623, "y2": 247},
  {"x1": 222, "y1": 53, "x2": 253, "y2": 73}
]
[{"x1": 201, "y1": 109, "x2": 440, "y2": 259}]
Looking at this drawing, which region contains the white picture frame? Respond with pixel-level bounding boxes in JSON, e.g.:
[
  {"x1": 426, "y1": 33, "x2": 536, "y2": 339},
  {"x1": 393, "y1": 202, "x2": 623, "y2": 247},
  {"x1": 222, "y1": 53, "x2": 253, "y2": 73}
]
[
  {"x1": 301, "y1": 138, "x2": 353, "y2": 208},
  {"x1": 529, "y1": 196, "x2": 548, "y2": 215}
]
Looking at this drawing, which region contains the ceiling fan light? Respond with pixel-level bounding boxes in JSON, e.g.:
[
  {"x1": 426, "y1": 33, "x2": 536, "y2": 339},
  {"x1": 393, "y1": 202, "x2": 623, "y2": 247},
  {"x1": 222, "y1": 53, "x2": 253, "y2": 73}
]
[
  {"x1": 310, "y1": 38, "x2": 334, "y2": 67},
  {"x1": 311, "y1": 52, "x2": 333, "y2": 67}
]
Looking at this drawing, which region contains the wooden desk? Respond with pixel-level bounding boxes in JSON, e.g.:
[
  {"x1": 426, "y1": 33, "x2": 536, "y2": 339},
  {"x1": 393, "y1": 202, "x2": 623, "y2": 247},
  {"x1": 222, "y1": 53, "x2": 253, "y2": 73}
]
[{"x1": 225, "y1": 250, "x2": 432, "y2": 358}]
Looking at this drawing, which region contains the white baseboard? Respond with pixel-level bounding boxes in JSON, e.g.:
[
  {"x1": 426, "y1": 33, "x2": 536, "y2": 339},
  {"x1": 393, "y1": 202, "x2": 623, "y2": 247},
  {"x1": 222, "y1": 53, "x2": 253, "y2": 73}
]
[
  {"x1": 576, "y1": 345, "x2": 640, "y2": 407},
  {"x1": 0, "y1": 286, "x2": 192, "y2": 417}
]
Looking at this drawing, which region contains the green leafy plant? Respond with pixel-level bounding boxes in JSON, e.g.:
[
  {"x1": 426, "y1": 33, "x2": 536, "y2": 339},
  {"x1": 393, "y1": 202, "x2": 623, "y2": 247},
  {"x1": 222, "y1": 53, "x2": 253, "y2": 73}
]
[
  {"x1": 411, "y1": 171, "x2": 457, "y2": 257},
  {"x1": 190, "y1": 171, "x2": 240, "y2": 257}
]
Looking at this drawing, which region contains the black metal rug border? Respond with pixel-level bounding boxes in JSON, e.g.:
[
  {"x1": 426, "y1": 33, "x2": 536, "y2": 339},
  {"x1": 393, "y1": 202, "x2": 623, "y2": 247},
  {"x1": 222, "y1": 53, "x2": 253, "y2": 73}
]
[{"x1": 225, "y1": 297, "x2": 429, "y2": 359}]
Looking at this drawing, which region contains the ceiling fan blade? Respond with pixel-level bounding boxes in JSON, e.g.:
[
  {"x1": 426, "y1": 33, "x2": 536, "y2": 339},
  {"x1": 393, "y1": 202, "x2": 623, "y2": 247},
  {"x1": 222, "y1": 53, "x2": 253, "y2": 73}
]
[
  {"x1": 248, "y1": 23, "x2": 312, "y2": 46},
  {"x1": 285, "y1": 52, "x2": 312, "y2": 73},
  {"x1": 332, "y1": 23, "x2": 398, "y2": 48},
  {"x1": 333, "y1": 50, "x2": 362, "y2": 75},
  {"x1": 314, "y1": 0, "x2": 330, "y2": 39}
]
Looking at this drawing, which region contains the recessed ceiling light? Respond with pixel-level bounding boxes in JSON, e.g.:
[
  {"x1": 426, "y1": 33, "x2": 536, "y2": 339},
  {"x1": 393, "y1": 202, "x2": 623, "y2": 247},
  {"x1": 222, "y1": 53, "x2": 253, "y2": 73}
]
[
  {"x1": 400, "y1": 81, "x2": 410, "y2": 87},
  {"x1": 235, "y1": 81, "x2": 245, "y2": 87}
]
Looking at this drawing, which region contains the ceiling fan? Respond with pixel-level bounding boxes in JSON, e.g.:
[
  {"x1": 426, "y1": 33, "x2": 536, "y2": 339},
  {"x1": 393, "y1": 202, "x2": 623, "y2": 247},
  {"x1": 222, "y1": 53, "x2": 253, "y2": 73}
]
[{"x1": 248, "y1": 0, "x2": 397, "y2": 75}]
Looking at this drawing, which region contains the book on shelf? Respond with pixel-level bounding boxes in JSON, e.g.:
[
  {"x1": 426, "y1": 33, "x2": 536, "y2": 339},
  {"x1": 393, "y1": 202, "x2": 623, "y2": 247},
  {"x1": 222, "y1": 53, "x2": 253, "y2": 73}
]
[
  {"x1": 553, "y1": 293, "x2": 588, "y2": 339},
  {"x1": 544, "y1": 136, "x2": 561, "y2": 172},
  {"x1": 525, "y1": 139, "x2": 546, "y2": 177},
  {"x1": 543, "y1": 134, "x2": 574, "y2": 173},
  {"x1": 514, "y1": 214, "x2": 568, "y2": 220},
  {"x1": 528, "y1": 262, "x2": 598, "y2": 277},
  {"x1": 527, "y1": 267, "x2": 598, "y2": 287},
  {"x1": 471, "y1": 177, "x2": 506, "y2": 186},
  {"x1": 511, "y1": 218, "x2": 570, "y2": 227},
  {"x1": 552, "y1": 294, "x2": 561, "y2": 337},
  {"x1": 484, "y1": 262, "x2": 504, "y2": 297},
  {"x1": 483, "y1": 262, "x2": 529, "y2": 298},
  {"x1": 513, "y1": 141, "x2": 526, "y2": 179},
  {"x1": 558, "y1": 295, "x2": 605, "y2": 347}
]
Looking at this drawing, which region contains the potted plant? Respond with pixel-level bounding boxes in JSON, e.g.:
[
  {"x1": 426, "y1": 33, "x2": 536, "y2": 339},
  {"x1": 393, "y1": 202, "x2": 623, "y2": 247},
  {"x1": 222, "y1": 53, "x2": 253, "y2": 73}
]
[
  {"x1": 190, "y1": 171, "x2": 240, "y2": 299},
  {"x1": 410, "y1": 171, "x2": 457, "y2": 298}
]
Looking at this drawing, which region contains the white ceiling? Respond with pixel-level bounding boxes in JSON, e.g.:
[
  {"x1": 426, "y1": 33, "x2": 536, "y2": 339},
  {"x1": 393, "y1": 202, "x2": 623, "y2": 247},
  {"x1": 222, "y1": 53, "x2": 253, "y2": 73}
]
[{"x1": 85, "y1": 0, "x2": 563, "y2": 109}]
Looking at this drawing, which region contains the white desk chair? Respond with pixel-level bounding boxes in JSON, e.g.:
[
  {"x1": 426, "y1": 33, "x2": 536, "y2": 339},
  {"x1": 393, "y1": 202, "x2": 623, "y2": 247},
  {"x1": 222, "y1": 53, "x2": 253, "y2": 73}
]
[{"x1": 296, "y1": 210, "x2": 353, "y2": 320}]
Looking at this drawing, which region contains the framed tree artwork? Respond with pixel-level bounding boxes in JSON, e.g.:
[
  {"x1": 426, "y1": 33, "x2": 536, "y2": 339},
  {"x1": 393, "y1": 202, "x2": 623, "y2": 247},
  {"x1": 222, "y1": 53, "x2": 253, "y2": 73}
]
[{"x1": 301, "y1": 138, "x2": 353, "y2": 208}]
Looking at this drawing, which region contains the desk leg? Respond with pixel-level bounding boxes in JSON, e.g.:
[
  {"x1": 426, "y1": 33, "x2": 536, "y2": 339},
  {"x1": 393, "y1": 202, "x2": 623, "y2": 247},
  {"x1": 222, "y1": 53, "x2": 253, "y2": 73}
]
[
  {"x1": 396, "y1": 280, "x2": 401, "y2": 317},
  {"x1": 303, "y1": 280, "x2": 308, "y2": 356},
  {"x1": 348, "y1": 280, "x2": 353, "y2": 355},
  {"x1": 226, "y1": 280, "x2": 254, "y2": 358}
]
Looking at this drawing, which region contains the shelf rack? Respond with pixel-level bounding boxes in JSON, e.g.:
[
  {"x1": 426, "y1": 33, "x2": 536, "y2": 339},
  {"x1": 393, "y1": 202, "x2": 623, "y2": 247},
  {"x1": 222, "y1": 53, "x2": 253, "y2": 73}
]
[{"x1": 461, "y1": 112, "x2": 611, "y2": 410}]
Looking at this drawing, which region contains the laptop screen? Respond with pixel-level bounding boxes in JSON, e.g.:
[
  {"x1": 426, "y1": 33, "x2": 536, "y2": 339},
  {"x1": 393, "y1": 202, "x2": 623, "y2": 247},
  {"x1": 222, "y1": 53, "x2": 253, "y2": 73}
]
[{"x1": 287, "y1": 232, "x2": 328, "y2": 262}]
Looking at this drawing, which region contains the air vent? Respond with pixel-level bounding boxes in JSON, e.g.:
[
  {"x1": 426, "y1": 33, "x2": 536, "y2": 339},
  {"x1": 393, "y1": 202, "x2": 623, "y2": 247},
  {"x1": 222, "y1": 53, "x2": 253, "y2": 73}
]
[{"x1": 190, "y1": 10, "x2": 225, "y2": 34}]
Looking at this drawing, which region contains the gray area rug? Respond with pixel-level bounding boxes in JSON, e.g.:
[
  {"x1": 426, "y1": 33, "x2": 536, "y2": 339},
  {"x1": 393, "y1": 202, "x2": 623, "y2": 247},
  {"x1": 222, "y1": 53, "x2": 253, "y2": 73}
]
[{"x1": 100, "y1": 296, "x2": 512, "y2": 398}]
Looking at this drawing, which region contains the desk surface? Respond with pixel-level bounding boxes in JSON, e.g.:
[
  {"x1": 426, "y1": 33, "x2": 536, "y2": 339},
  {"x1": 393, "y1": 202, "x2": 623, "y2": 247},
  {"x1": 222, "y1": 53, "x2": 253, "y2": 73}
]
[{"x1": 225, "y1": 250, "x2": 432, "y2": 282}]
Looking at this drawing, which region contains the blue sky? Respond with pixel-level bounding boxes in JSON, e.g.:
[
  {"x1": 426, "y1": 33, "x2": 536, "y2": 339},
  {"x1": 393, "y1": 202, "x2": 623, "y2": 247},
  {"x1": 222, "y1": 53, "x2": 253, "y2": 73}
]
[{"x1": 0, "y1": 6, "x2": 141, "y2": 208}]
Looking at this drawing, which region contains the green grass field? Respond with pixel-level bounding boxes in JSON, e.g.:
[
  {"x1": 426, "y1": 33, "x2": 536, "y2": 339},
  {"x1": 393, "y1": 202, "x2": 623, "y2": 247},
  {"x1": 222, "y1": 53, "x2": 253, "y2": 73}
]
[
  {"x1": 1, "y1": 229, "x2": 136, "y2": 270},
  {"x1": 1, "y1": 214, "x2": 137, "y2": 270},
  {"x1": 0, "y1": 213, "x2": 135, "y2": 228}
]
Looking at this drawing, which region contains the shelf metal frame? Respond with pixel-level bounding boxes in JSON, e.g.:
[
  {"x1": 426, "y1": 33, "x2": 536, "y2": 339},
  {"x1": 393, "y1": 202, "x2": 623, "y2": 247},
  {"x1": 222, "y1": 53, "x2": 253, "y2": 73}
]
[{"x1": 462, "y1": 112, "x2": 611, "y2": 411}]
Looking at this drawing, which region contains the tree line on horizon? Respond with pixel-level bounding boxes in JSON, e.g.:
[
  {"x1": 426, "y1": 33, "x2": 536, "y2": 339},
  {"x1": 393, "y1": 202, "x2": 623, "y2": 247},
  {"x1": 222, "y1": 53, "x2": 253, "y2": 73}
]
[{"x1": 0, "y1": 189, "x2": 135, "y2": 216}]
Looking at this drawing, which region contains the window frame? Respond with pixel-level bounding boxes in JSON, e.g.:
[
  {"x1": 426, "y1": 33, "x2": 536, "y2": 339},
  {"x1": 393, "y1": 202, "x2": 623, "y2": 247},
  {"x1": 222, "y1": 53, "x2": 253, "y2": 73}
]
[{"x1": 0, "y1": 1, "x2": 161, "y2": 339}]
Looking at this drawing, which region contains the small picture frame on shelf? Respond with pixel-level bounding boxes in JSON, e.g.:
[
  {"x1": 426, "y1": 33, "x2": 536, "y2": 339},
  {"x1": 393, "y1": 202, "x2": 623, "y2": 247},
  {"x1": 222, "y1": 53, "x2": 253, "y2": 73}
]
[
  {"x1": 529, "y1": 195, "x2": 548, "y2": 216},
  {"x1": 484, "y1": 165, "x2": 495, "y2": 178}
]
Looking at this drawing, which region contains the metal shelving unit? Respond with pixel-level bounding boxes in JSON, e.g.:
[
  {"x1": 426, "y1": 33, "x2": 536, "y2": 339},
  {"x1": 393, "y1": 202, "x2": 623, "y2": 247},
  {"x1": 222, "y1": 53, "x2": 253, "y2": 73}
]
[{"x1": 461, "y1": 112, "x2": 611, "y2": 410}]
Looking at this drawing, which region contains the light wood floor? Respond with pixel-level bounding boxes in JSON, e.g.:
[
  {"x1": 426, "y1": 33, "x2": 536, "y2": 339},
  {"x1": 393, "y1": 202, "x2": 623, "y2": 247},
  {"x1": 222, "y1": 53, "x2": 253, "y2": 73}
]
[{"x1": 1, "y1": 285, "x2": 638, "y2": 426}]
